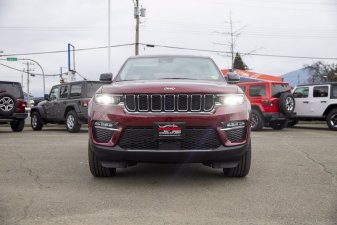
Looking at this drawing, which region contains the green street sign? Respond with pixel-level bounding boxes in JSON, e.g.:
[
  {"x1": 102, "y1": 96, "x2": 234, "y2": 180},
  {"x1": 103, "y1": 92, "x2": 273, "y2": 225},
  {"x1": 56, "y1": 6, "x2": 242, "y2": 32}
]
[{"x1": 7, "y1": 57, "x2": 17, "y2": 61}]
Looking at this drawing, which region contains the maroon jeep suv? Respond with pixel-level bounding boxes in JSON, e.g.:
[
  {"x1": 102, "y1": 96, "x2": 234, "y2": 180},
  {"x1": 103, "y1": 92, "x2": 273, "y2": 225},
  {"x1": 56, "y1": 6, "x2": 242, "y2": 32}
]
[{"x1": 88, "y1": 55, "x2": 251, "y2": 177}]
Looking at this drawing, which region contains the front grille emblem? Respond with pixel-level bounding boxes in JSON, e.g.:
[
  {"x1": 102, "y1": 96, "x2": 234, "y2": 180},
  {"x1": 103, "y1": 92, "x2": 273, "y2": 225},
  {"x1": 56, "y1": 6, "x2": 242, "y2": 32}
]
[{"x1": 164, "y1": 87, "x2": 175, "y2": 91}]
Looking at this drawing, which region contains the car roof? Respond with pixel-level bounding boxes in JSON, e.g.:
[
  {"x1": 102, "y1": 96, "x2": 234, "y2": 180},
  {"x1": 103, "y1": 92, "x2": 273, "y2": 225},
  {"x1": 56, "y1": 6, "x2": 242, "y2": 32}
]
[
  {"x1": 52, "y1": 80, "x2": 100, "y2": 86},
  {"x1": 127, "y1": 55, "x2": 211, "y2": 60},
  {"x1": 296, "y1": 82, "x2": 337, "y2": 87},
  {"x1": 0, "y1": 81, "x2": 21, "y2": 85}
]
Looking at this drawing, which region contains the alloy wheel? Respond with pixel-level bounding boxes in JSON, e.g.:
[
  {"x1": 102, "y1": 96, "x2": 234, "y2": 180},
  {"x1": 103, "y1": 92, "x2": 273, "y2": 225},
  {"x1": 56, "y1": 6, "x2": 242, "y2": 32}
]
[
  {"x1": 286, "y1": 96, "x2": 295, "y2": 112},
  {"x1": 32, "y1": 115, "x2": 37, "y2": 128},
  {"x1": 67, "y1": 115, "x2": 75, "y2": 129},
  {"x1": 251, "y1": 114, "x2": 258, "y2": 128},
  {"x1": 330, "y1": 114, "x2": 337, "y2": 128},
  {"x1": 0, "y1": 97, "x2": 14, "y2": 112}
]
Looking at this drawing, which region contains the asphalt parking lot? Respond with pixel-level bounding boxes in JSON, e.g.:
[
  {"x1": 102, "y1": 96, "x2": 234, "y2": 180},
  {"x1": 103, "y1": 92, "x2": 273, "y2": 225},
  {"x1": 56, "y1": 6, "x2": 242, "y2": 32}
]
[{"x1": 0, "y1": 123, "x2": 336, "y2": 225}]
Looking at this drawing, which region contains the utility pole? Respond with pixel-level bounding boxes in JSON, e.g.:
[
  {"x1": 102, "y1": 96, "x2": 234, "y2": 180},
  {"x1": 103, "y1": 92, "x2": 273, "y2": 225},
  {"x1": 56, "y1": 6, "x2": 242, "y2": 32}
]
[
  {"x1": 135, "y1": 0, "x2": 140, "y2": 55},
  {"x1": 22, "y1": 58, "x2": 46, "y2": 95},
  {"x1": 22, "y1": 62, "x2": 34, "y2": 106},
  {"x1": 133, "y1": 0, "x2": 146, "y2": 55},
  {"x1": 108, "y1": 0, "x2": 111, "y2": 72},
  {"x1": 21, "y1": 73, "x2": 24, "y2": 89},
  {"x1": 214, "y1": 13, "x2": 257, "y2": 70},
  {"x1": 229, "y1": 14, "x2": 235, "y2": 69}
]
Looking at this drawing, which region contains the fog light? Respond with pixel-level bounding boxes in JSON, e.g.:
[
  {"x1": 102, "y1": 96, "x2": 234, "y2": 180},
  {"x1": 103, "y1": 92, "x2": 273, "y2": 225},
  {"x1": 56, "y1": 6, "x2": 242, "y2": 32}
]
[
  {"x1": 94, "y1": 121, "x2": 118, "y2": 130},
  {"x1": 221, "y1": 121, "x2": 246, "y2": 130}
]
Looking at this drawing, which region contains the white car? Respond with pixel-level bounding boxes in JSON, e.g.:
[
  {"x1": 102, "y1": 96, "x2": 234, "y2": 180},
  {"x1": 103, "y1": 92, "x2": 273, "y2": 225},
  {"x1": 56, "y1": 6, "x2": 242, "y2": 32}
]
[{"x1": 289, "y1": 83, "x2": 337, "y2": 130}]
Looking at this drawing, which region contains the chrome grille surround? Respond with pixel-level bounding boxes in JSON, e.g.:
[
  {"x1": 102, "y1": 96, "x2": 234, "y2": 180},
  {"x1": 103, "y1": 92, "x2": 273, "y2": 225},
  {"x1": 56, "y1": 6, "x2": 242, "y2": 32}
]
[
  {"x1": 191, "y1": 94, "x2": 202, "y2": 111},
  {"x1": 138, "y1": 94, "x2": 149, "y2": 112},
  {"x1": 124, "y1": 94, "x2": 215, "y2": 113},
  {"x1": 125, "y1": 95, "x2": 136, "y2": 112}
]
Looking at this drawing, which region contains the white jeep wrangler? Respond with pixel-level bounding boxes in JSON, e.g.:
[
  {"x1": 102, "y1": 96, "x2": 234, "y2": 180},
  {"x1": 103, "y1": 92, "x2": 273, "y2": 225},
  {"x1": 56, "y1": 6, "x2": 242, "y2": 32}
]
[{"x1": 289, "y1": 83, "x2": 337, "y2": 130}]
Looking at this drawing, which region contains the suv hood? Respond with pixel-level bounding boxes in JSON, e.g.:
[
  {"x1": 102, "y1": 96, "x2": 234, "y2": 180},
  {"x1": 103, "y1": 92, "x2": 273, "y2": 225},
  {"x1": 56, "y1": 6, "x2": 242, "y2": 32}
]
[{"x1": 100, "y1": 80, "x2": 240, "y2": 94}]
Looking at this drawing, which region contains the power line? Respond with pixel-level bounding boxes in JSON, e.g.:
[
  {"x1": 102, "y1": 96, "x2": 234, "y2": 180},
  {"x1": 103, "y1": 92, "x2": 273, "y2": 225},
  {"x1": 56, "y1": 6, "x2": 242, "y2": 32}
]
[
  {"x1": 1, "y1": 43, "x2": 134, "y2": 57},
  {"x1": 1, "y1": 43, "x2": 336, "y2": 60},
  {"x1": 0, "y1": 62, "x2": 88, "y2": 81},
  {"x1": 140, "y1": 43, "x2": 337, "y2": 60},
  {"x1": 0, "y1": 62, "x2": 65, "y2": 77}
]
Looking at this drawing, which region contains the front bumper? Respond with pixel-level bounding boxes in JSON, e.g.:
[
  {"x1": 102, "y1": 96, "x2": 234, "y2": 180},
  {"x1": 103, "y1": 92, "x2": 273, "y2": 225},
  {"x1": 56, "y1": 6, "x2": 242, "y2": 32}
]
[
  {"x1": 90, "y1": 140, "x2": 249, "y2": 165},
  {"x1": 89, "y1": 103, "x2": 251, "y2": 147}
]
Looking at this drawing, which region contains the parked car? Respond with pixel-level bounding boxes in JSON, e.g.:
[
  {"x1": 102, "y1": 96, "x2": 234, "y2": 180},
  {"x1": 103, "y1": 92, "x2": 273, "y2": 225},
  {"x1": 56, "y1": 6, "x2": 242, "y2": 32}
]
[
  {"x1": 30, "y1": 80, "x2": 104, "y2": 133},
  {"x1": 289, "y1": 83, "x2": 337, "y2": 130},
  {"x1": 0, "y1": 81, "x2": 28, "y2": 132},
  {"x1": 88, "y1": 55, "x2": 252, "y2": 177},
  {"x1": 237, "y1": 81, "x2": 295, "y2": 131}
]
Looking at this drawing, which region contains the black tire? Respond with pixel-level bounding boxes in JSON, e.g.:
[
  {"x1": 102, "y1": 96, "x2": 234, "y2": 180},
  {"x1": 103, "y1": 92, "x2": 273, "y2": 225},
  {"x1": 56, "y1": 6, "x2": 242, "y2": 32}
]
[
  {"x1": 31, "y1": 111, "x2": 43, "y2": 131},
  {"x1": 88, "y1": 142, "x2": 116, "y2": 177},
  {"x1": 326, "y1": 109, "x2": 337, "y2": 131},
  {"x1": 279, "y1": 93, "x2": 295, "y2": 116},
  {"x1": 10, "y1": 119, "x2": 25, "y2": 132},
  {"x1": 287, "y1": 119, "x2": 298, "y2": 127},
  {"x1": 270, "y1": 119, "x2": 288, "y2": 130},
  {"x1": 251, "y1": 109, "x2": 264, "y2": 131},
  {"x1": 65, "y1": 110, "x2": 81, "y2": 133},
  {"x1": 224, "y1": 140, "x2": 251, "y2": 177},
  {"x1": 0, "y1": 93, "x2": 17, "y2": 116}
]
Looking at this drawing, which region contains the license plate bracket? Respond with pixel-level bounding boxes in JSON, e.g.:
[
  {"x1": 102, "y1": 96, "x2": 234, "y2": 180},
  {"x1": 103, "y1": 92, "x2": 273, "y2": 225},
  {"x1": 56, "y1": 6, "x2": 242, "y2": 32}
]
[{"x1": 153, "y1": 122, "x2": 185, "y2": 140}]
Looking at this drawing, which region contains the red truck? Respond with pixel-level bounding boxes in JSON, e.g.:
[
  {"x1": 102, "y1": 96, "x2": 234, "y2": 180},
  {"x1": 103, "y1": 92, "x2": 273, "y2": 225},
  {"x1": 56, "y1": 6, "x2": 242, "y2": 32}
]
[{"x1": 88, "y1": 55, "x2": 252, "y2": 177}]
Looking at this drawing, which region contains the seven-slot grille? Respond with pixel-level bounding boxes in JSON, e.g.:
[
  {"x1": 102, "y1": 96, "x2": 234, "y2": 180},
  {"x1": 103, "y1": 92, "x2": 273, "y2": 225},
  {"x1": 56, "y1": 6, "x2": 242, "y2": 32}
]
[{"x1": 124, "y1": 94, "x2": 215, "y2": 112}]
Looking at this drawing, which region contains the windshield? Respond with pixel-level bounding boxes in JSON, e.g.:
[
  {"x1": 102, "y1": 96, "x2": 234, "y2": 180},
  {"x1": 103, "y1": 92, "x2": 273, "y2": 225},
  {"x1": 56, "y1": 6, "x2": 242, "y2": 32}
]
[
  {"x1": 87, "y1": 82, "x2": 103, "y2": 98},
  {"x1": 0, "y1": 83, "x2": 23, "y2": 98},
  {"x1": 116, "y1": 57, "x2": 223, "y2": 81}
]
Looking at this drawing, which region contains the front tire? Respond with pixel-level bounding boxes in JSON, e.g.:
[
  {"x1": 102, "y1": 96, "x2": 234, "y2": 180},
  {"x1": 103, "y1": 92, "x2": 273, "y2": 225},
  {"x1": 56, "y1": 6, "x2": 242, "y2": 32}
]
[
  {"x1": 10, "y1": 119, "x2": 25, "y2": 132},
  {"x1": 326, "y1": 109, "x2": 337, "y2": 131},
  {"x1": 88, "y1": 142, "x2": 116, "y2": 177},
  {"x1": 65, "y1": 110, "x2": 81, "y2": 133},
  {"x1": 251, "y1": 109, "x2": 264, "y2": 131},
  {"x1": 224, "y1": 141, "x2": 251, "y2": 177},
  {"x1": 31, "y1": 111, "x2": 43, "y2": 131},
  {"x1": 270, "y1": 119, "x2": 288, "y2": 130}
]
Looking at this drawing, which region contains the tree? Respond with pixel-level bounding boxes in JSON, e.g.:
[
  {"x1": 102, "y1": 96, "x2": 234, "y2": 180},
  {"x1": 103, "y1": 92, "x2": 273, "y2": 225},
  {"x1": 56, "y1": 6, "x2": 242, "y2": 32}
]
[
  {"x1": 305, "y1": 61, "x2": 337, "y2": 83},
  {"x1": 233, "y1": 52, "x2": 248, "y2": 70}
]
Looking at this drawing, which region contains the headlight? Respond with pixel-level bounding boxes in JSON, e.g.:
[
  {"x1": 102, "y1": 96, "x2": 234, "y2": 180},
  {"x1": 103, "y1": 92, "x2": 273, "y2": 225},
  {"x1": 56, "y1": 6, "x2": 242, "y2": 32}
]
[
  {"x1": 95, "y1": 94, "x2": 123, "y2": 105},
  {"x1": 217, "y1": 94, "x2": 244, "y2": 105}
]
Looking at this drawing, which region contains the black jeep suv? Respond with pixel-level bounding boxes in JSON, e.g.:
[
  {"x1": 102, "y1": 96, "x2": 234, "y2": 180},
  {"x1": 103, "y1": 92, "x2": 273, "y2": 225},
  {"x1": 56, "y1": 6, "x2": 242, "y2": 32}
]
[
  {"x1": 30, "y1": 81, "x2": 104, "y2": 133},
  {"x1": 0, "y1": 81, "x2": 28, "y2": 132}
]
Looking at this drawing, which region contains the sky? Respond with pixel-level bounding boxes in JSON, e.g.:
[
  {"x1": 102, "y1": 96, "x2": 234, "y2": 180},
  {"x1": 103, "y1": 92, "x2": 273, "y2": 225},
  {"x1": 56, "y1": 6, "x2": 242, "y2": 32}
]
[{"x1": 0, "y1": 0, "x2": 336, "y2": 96}]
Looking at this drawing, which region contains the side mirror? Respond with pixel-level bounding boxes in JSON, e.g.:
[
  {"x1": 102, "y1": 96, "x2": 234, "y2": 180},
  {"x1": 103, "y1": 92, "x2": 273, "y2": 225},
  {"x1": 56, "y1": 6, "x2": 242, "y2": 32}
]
[
  {"x1": 227, "y1": 72, "x2": 240, "y2": 84},
  {"x1": 100, "y1": 73, "x2": 113, "y2": 83},
  {"x1": 44, "y1": 94, "x2": 49, "y2": 100}
]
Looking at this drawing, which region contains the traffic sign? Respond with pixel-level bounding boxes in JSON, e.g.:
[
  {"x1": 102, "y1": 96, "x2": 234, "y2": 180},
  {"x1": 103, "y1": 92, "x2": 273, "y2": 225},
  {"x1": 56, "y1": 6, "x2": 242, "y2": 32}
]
[{"x1": 7, "y1": 57, "x2": 17, "y2": 61}]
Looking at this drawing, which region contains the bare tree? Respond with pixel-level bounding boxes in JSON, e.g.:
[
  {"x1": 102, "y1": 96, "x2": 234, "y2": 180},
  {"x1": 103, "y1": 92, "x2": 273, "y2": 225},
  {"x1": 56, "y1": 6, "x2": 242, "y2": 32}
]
[{"x1": 305, "y1": 61, "x2": 337, "y2": 83}]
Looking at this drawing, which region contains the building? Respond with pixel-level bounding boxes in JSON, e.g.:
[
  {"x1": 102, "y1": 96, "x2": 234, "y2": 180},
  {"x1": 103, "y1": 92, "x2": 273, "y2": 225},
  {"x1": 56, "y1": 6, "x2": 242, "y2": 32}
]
[{"x1": 221, "y1": 69, "x2": 283, "y2": 82}]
